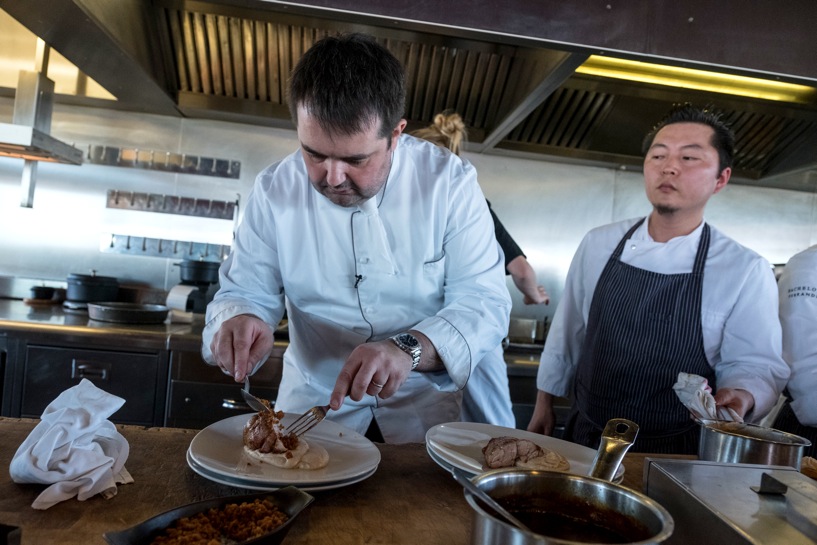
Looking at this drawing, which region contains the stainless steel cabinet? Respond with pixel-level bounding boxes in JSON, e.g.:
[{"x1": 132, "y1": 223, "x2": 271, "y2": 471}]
[
  {"x1": 165, "y1": 345, "x2": 284, "y2": 429},
  {"x1": 21, "y1": 344, "x2": 167, "y2": 426}
]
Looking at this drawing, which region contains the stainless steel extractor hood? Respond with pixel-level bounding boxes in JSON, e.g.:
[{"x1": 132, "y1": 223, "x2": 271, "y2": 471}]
[
  {"x1": 1, "y1": 0, "x2": 816, "y2": 191},
  {"x1": 0, "y1": 122, "x2": 83, "y2": 164},
  {"x1": 0, "y1": 40, "x2": 84, "y2": 208},
  {"x1": 0, "y1": 69, "x2": 83, "y2": 165}
]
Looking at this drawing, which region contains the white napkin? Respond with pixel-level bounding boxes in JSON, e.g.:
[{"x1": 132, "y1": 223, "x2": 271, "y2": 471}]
[
  {"x1": 9, "y1": 379, "x2": 134, "y2": 510},
  {"x1": 673, "y1": 372, "x2": 742, "y2": 422},
  {"x1": 357, "y1": 198, "x2": 397, "y2": 275}
]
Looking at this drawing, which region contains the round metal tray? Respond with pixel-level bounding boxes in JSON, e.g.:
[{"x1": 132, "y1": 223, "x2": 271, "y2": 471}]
[{"x1": 87, "y1": 302, "x2": 169, "y2": 324}]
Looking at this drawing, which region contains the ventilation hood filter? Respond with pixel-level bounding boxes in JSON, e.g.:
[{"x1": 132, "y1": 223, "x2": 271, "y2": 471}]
[{"x1": 0, "y1": 122, "x2": 83, "y2": 164}]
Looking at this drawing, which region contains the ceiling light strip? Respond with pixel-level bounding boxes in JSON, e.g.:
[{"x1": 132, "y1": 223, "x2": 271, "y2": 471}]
[{"x1": 576, "y1": 56, "x2": 816, "y2": 103}]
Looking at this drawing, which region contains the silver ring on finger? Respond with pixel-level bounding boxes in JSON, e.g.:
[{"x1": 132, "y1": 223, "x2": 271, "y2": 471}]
[{"x1": 371, "y1": 380, "x2": 385, "y2": 389}]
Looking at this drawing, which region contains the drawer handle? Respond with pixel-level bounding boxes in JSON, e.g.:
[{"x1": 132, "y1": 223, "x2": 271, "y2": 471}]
[
  {"x1": 222, "y1": 398, "x2": 251, "y2": 411},
  {"x1": 71, "y1": 359, "x2": 109, "y2": 381}
]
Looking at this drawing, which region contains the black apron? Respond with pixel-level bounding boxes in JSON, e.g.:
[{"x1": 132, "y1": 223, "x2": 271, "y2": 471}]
[
  {"x1": 566, "y1": 219, "x2": 715, "y2": 454},
  {"x1": 773, "y1": 391, "x2": 817, "y2": 458}
]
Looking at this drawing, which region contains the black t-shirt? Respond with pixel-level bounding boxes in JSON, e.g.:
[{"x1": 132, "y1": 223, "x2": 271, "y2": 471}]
[{"x1": 487, "y1": 200, "x2": 524, "y2": 274}]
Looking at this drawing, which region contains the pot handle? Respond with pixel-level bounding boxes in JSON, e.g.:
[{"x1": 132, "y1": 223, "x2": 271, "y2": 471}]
[
  {"x1": 751, "y1": 470, "x2": 817, "y2": 503},
  {"x1": 590, "y1": 418, "x2": 639, "y2": 482}
]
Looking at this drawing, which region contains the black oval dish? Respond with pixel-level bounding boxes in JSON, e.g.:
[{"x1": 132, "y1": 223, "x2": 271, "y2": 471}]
[{"x1": 103, "y1": 487, "x2": 314, "y2": 545}]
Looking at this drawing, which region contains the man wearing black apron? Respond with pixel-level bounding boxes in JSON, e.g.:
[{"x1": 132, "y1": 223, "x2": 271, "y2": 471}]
[{"x1": 528, "y1": 105, "x2": 789, "y2": 454}]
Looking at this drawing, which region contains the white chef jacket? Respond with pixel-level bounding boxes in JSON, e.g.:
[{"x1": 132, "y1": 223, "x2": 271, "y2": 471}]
[
  {"x1": 202, "y1": 134, "x2": 512, "y2": 442},
  {"x1": 537, "y1": 217, "x2": 789, "y2": 422},
  {"x1": 778, "y1": 245, "x2": 817, "y2": 426}
]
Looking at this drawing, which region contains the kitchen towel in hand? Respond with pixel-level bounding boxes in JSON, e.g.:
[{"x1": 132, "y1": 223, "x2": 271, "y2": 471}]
[
  {"x1": 9, "y1": 378, "x2": 134, "y2": 510},
  {"x1": 673, "y1": 372, "x2": 742, "y2": 422}
]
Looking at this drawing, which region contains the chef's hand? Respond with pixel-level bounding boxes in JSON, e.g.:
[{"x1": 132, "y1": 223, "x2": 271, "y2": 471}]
[
  {"x1": 713, "y1": 387, "x2": 754, "y2": 420},
  {"x1": 524, "y1": 285, "x2": 550, "y2": 306},
  {"x1": 329, "y1": 340, "x2": 413, "y2": 411},
  {"x1": 210, "y1": 314, "x2": 274, "y2": 382},
  {"x1": 527, "y1": 390, "x2": 557, "y2": 436}
]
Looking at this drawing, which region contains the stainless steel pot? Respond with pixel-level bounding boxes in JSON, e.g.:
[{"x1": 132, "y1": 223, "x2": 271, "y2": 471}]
[
  {"x1": 467, "y1": 470, "x2": 674, "y2": 544},
  {"x1": 698, "y1": 419, "x2": 812, "y2": 469},
  {"x1": 465, "y1": 419, "x2": 674, "y2": 545}
]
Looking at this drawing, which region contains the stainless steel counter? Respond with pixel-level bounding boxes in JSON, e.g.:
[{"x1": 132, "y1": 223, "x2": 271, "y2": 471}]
[
  {"x1": 0, "y1": 298, "x2": 555, "y2": 430},
  {"x1": 0, "y1": 299, "x2": 203, "y2": 350}
]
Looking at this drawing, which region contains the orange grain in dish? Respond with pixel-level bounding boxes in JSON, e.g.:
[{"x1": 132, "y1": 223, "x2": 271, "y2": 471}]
[{"x1": 150, "y1": 498, "x2": 289, "y2": 544}]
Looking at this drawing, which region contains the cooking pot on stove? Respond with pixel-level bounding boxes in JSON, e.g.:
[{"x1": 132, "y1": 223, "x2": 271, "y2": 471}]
[
  {"x1": 65, "y1": 272, "x2": 119, "y2": 303},
  {"x1": 177, "y1": 260, "x2": 221, "y2": 285}
]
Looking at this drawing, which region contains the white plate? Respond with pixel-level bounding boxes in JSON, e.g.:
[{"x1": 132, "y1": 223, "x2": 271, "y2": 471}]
[
  {"x1": 188, "y1": 413, "x2": 381, "y2": 487},
  {"x1": 186, "y1": 449, "x2": 377, "y2": 491},
  {"x1": 425, "y1": 421, "x2": 624, "y2": 481}
]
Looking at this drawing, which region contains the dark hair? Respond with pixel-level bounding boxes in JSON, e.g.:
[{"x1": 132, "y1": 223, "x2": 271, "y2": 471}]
[
  {"x1": 642, "y1": 103, "x2": 735, "y2": 173},
  {"x1": 287, "y1": 33, "x2": 406, "y2": 140}
]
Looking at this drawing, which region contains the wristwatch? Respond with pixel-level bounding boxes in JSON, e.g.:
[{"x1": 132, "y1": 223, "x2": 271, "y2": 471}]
[{"x1": 390, "y1": 332, "x2": 422, "y2": 371}]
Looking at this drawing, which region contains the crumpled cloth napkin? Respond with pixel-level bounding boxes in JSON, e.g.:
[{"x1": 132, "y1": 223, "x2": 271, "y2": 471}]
[
  {"x1": 673, "y1": 372, "x2": 743, "y2": 422},
  {"x1": 9, "y1": 379, "x2": 134, "y2": 510}
]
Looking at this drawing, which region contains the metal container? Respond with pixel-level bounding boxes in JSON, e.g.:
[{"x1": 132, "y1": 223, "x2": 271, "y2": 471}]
[
  {"x1": 87, "y1": 302, "x2": 169, "y2": 324},
  {"x1": 645, "y1": 459, "x2": 817, "y2": 544},
  {"x1": 177, "y1": 260, "x2": 220, "y2": 285},
  {"x1": 66, "y1": 272, "x2": 119, "y2": 303},
  {"x1": 698, "y1": 419, "x2": 811, "y2": 469},
  {"x1": 467, "y1": 470, "x2": 673, "y2": 544},
  {"x1": 465, "y1": 419, "x2": 674, "y2": 544}
]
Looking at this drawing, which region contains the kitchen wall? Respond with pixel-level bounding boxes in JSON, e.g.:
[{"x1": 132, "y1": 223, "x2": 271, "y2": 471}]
[{"x1": 1, "y1": 97, "x2": 816, "y2": 320}]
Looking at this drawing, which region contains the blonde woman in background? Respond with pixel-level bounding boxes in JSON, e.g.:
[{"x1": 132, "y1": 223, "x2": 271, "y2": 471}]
[
  {"x1": 412, "y1": 112, "x2": 550, "y2": 427},
  {"x1": 411, "y1": 112, "x2": 550, "y2": 305}
]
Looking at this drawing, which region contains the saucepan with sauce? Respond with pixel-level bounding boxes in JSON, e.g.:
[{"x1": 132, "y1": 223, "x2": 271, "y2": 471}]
[{"x1": 464, "y1": 419, "x2": 674, "y2": 544}]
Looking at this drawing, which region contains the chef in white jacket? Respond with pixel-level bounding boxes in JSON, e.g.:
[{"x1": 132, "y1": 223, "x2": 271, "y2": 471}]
[
  {"x1": 202, "y1": 33, "x2": 511, "y2": 443},
  {"x1": 527, "y1": 104, "x2": 789, "y2": 454},
  {"x1": 775, "y1": 245, "x2": 817, "y2": 456}
]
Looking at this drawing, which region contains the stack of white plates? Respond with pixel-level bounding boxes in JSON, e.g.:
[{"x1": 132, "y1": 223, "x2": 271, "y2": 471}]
[
  {"x1": 187, "y1": 414, "x2": 381, "y2": 491},
  {"x1": 425, "y1": 421, "x2": 624, "y2": 482}
]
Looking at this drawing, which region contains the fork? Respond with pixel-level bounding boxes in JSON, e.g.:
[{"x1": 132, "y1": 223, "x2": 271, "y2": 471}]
[{"x1": 286, "y1": 405, "x2": 330, "y2": 437}]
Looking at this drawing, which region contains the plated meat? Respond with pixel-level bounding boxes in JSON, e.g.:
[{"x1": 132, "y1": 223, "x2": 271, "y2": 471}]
[
  {"x1": 243, "y1": 409, "x2": 298, "y2": 454},
  {"x1": 242, "y1": 409, "x2": 329, "y2": 470},
  {"x1": 482, "y1": 436, "x2": 570, "y2": 472}
]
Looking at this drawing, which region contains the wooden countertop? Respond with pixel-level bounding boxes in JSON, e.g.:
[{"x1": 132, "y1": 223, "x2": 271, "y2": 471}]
[{"x1": 0, "y1": 417, "x2": 689, "y2": 545}]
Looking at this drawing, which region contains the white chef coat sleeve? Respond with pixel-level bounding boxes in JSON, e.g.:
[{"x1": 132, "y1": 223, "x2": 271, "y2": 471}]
[
  {"x1": 536, "y1": 231, "x2": 598, "y2": 397},
  {"x1": 201, "y1": 173, "x2": 286, "y2": 366},
  {"x1": 715, "y1": 256, "x2": 790, "y2": 421},
  {"x1": 778, "y1": 247, "x2": 817, "y2": 426},
  {"x1": 413, "y1": 163, "x2": 511, "y2": 390}
]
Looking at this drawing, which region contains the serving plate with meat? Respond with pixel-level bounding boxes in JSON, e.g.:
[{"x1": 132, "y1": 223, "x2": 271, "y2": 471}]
[
  {"x1": 425, "y1": 422, "x2": 624, "y2": 482},
  {"x1": 187, "y1": 414, "x2": 380, "y2": 491}
]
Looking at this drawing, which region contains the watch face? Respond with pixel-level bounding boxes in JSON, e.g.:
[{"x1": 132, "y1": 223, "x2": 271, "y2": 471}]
[{"x1": 399, "y1": 333, "x2": 419, "y2": 348}]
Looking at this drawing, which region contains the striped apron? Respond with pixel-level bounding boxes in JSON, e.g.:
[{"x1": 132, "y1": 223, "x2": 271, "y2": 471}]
[{"x1": 566, "y1": 219, "x2": 715, "y2": 454}]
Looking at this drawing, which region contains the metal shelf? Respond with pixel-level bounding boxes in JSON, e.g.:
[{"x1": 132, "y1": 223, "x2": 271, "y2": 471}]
[
  {"x1": 106, "y1": 190, "x2": 237, "y2": 220},
  {"x1": 100, "y1": 234, "x2": 229, "y2": 263},
  {"x1": 87, "y1": 144, "x2": 240, "y2": 179}
]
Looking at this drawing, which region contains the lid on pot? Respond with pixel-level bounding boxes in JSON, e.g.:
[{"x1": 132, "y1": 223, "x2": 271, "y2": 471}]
[
  {"x1": 178, "y1": 259, "x2": 221, "y2": 269},
  {"x1": 67, "y1": 273, "x2": 119, "y2": 285}
]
